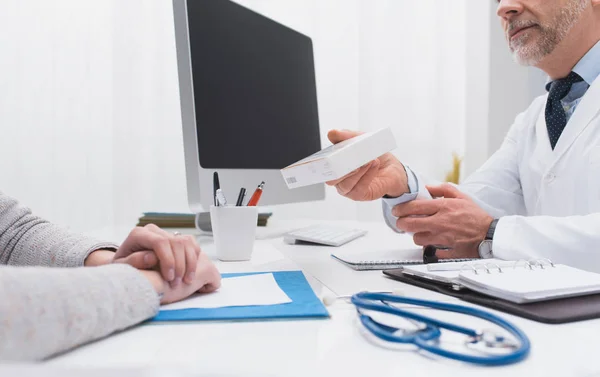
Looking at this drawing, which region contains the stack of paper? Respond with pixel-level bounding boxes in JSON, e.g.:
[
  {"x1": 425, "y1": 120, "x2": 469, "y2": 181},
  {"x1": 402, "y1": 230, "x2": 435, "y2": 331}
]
[{"x1": 160, "y1": 273, "x2": 292, "y2": 311}]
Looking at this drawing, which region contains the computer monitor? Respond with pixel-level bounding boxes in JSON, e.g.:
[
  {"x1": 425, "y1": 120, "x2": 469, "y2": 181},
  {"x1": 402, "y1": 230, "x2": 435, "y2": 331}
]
[{"x1": 173, "y1": 0, "x2": 326, "y2": 213}]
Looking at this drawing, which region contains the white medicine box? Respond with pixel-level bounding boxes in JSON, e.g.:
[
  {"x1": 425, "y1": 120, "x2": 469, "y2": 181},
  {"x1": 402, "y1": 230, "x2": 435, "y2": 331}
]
[{"x1": 280, "y1": 128, "x2": 397, "y2": 189}]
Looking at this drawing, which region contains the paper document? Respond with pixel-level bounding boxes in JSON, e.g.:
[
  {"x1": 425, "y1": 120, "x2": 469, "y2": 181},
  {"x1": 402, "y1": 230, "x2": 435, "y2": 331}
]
[
  {"x1": 160, "y1": 273, "x2": 292, "y2": 311},
  {"x1": 458, "y1": 264, "x2": 600, "y2": 304}
]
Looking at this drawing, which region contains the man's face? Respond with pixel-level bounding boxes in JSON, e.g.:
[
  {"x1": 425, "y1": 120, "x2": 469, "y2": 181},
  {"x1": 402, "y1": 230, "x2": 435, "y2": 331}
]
[{"x1": 497, "y1": 0, "x2": 588, "y2": 66}]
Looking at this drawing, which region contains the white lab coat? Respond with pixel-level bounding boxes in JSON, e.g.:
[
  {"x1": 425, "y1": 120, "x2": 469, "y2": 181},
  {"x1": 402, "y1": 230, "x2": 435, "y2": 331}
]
[{"x1": 397, "y1": 76, "x2": 600, "y2": 272}]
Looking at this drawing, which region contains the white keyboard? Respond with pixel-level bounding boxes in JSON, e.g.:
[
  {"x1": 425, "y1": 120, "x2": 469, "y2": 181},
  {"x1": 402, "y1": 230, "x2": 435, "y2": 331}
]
[{"x1": 283, "y1": 225, "x2": 367, "y2": 247}]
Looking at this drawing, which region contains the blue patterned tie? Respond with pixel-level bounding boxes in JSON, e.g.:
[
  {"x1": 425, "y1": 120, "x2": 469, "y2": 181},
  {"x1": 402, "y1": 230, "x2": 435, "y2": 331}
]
[{"x1": 545, "y1": 71, "x2": 583, "y2": 149}]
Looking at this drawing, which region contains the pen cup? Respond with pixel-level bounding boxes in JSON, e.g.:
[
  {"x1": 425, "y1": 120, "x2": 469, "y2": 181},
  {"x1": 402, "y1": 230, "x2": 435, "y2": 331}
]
[{"x1": 209, "y1": 205, "x2": 258, "y2": 261}]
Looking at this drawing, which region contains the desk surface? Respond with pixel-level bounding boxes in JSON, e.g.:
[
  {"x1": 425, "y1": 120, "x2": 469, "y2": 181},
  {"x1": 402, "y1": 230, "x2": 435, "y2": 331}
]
[{"x1": 48, "y1": 220, "x2": 600, "y2": 377}]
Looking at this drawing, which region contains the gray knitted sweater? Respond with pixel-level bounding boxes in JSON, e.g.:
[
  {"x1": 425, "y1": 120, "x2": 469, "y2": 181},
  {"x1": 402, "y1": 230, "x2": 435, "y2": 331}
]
[{"x1": 0, "y1": 191, "x2": 159, "y2": 362}]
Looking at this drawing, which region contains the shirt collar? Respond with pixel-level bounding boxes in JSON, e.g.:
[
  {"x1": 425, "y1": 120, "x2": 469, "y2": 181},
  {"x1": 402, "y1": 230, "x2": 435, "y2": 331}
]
[
  {"x1": 545, "y1": 39, "x2": 600, "y2": 91},
  {"x1": 572, "y1": 40, "x2": 600, "y2": 86}
]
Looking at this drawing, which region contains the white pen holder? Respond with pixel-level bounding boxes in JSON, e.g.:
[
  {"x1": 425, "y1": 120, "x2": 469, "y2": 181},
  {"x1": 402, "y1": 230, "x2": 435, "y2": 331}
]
[{"x1": 209, "y1": 205, "x2": 258, "y2": 261}]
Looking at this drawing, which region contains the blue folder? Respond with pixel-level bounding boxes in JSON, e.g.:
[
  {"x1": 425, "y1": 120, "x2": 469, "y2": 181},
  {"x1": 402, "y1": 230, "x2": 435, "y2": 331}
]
[{"x1": 152, "y1": 271, "x2": 330, "y2": 322}]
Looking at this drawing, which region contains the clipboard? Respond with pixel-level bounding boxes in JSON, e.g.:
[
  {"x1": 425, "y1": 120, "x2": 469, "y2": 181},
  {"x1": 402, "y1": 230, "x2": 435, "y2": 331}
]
[
  {"x1": 152, "y1": 271, "x2": 330, "y2": 322},
  {"x1": 383, "y1": 268, "x2": 600, "y2": 324}
]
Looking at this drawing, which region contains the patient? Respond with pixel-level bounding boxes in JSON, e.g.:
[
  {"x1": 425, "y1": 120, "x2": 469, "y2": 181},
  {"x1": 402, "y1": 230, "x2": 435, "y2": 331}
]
[{"x1": 0, "y1": 191, "x2": 221, "y2": 362}]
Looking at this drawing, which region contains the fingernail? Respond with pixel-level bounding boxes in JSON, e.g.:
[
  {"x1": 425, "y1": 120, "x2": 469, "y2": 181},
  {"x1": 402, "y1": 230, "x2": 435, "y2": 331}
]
[
  {"x1": 186, "y1": 272, "x2": 195, "y2": 283},
  {"x1": 168, "y1": 268, "x2": 175, "y2": 281},
  {"x1": 144, "y1": 253, "x2": 152, "y2": 265},
  {"x1": 171, "y1": 277, "x2": 181, "y2": 288}
]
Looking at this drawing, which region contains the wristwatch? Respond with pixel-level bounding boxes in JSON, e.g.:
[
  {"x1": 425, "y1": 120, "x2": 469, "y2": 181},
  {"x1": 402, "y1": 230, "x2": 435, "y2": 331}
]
[{"x1": 478, "y1": 219, "x2": 499, "y2": 259}]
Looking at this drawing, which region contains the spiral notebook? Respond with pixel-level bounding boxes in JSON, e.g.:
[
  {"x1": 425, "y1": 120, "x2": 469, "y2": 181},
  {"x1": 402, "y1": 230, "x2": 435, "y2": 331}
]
[
  {"x1": 330, "y1": 247, "x2": 474, "y2": 271},
  {"x1": 401, "y1": 259, "x2": 600, "y2": 304}
]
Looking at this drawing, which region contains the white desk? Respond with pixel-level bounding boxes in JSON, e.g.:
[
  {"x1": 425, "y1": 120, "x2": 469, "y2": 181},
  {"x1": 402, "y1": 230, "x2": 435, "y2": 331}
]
[{"x1": 47, "y1": 220, "x2": 600, "y2": 377}]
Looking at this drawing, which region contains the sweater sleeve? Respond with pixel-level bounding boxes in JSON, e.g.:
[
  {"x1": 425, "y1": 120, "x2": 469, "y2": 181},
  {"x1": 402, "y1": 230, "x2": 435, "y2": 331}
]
[
  {"x1": 0, "y1": 191, "x2": 118, "y2": 267},
  {"x1": 0, "y1": 264, "x2": 160, "y2": 362}
]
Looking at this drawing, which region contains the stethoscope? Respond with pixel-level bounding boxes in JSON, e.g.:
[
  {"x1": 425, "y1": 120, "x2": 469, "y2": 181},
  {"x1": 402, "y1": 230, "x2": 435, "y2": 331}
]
[{"x1": 325, "y1": 292, "x2": 531, "y2": 366}]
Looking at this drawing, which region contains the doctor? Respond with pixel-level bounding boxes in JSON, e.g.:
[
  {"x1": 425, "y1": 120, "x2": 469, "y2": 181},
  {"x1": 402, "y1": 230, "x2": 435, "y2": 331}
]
[{"x1": 328, "y1": 0, "x2": 600, "y2": 271}]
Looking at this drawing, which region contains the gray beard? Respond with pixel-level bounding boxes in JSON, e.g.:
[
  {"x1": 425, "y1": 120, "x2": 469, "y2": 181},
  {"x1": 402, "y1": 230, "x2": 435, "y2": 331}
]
[{"x1": 511, "y1": 0, "x2": 587, "y2": 66}]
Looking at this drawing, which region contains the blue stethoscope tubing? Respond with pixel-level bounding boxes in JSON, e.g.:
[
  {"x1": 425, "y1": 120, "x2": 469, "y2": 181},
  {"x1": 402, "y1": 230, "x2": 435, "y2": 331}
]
[{"x1": 351, "y1": 292, "x2": 531, "y2": 366}]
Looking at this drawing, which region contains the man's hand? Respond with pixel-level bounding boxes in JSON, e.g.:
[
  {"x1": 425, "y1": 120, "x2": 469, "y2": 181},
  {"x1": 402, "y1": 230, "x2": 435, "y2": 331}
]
[
  {"x1": 141, "y1": 251, "x2": 221, "y2": 305},
  {"x1": 86, "y1": 224, "x2": 202, "y2": 288},
  {"x1": 325, "y1": 129, "x2": 409, "y2": 201},
  {"x1": 392, "y1": 183, "x2": 493, "y2": 259}
]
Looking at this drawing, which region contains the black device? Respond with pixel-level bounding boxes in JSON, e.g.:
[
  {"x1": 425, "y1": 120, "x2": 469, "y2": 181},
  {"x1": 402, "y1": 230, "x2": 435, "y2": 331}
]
[{"x1": 186, "y1": 0, "x2": 321, "y2": 169}]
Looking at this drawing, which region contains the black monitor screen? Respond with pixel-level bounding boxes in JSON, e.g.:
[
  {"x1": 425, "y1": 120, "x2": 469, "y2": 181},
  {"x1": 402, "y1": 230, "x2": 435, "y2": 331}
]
[{"x1": 186, "y1": 0, "x2": 321, "y2": 169}]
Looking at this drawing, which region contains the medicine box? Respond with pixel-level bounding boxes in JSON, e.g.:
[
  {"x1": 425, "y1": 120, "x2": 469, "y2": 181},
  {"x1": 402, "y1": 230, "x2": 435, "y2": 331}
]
[{"x1": 280, "y1": 128, "x2": 397, "y2": 189}]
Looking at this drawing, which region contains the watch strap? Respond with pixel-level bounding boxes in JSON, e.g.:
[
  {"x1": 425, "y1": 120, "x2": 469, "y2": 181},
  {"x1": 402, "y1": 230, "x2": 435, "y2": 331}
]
[{"x1": 486, "y1": 219, "x2": 499, "y2": 240}]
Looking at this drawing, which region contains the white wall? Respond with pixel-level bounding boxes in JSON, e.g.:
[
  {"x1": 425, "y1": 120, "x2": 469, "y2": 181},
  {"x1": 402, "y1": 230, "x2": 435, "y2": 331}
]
[
  {"x1": 111, "y1": 0, "x2": 190, "y2": 230},
  {"x1": 1, "y1": 0, "x2": 484, "y2": 236},
  {"x1": 0, "y1": 1, "x2": 115, "y2": 232},
  {"x1": 355, "y1": 0, "x2": 467, "y2": 221},
  {"x1": 464, "y1": 0, "x2": 492, "y2": 176}
]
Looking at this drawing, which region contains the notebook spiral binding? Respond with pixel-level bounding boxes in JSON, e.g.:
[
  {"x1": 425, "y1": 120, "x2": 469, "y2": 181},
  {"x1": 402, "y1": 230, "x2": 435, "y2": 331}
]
[
  {"x1": 360, "y1": 258, "x2": 473, "y2": 265},
  {"x1": 459, "y1": 258, "x2": 556, "y2": 275}
]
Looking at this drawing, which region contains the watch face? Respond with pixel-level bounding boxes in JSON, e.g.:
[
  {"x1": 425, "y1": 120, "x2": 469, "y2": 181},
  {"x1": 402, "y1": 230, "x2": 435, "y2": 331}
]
[{"x1": 478, "y1": 240, "x2": 493, "y2": 259}]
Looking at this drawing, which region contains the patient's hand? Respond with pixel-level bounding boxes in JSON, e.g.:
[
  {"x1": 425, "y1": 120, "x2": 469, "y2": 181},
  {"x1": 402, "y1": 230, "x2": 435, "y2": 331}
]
[
  {"x1": 87, "y1": 225, "x2": 206, "y2": 289},
  {"x1": 142, "y1": 251, "x2": 221, "y2": 305},
  {"x1": 162, "y1": 251, "x2": 221, "y2": 304},
  {"x1": 115, "y1": 224, "x2": 204, "y2": 287}
]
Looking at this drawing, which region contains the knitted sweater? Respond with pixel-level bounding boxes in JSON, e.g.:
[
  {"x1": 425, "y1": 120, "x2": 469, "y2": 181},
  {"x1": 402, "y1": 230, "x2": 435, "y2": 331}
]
[{"x1": 0, "y1": 191, "x2": 159, "y2": 361}]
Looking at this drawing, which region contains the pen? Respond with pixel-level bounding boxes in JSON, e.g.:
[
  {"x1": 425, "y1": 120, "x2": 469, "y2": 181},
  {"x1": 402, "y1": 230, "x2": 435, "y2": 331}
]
[
  {"x1": 216, "y1": 188, "x2": 228, "y2": 207},
  {"x1": 423, "y1": 245, "x2": 439, "y2": 264},
  {"x1": 213, "y1": 172, "x2": 220, "y2": 206},
  {"x1": 246, "y1": 181, "x2": 265, "y2": 206},
  {"x1": 235, "y1": 187, "x2": 247, "y2": 206}
]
